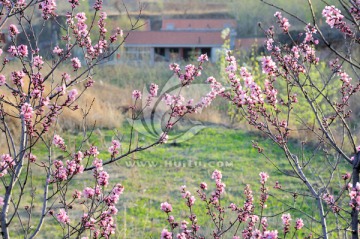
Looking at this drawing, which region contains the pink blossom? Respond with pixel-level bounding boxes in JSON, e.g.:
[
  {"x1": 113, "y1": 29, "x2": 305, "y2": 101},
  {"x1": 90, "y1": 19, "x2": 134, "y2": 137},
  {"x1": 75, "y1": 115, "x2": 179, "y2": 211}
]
[
  {"x1": 0, "y1": 197, "x2": 3, "y2": 206},
  {"x1": 261, "y1": 217, "x2": 268, "y2": 231},
  {"x1": 69, "y1": 0, "x2": 79, "y2": 8},
  {"x1": 86, "y1": 145, "x2": 99, "y2": 156},
  {"x1": 53, "y1": 166, "x2": 67, "y2": 181},
  {"x1": 85, "y1": 79, "x2": 95, "y2": 88},
  {"x1": 274, "y1": 12, "x2": 290, "y2": 32},
  {"x1": 0, "y1": 75, "x2": 6, "y2": 86},
  {"x1": 62, "y1": 73, "x2": 71, "y2": 83},
  {"x1": 187, "y1": 195, "x2": 195, "y2": 206},
  {"x1": 322, "y1": 5, "x2": 353, "y2": 36},
  {"x1": 8, "y1": 24, "x2": 19, "y2": 36},
  {"x1": 73, "y1": 190, "x2": 81, "y2": 199},
  {"x1": 57, "y1": 209, "x2": 70, "y2": 224},
  {"x1": 304, "y1": 24, "x2": 317, "y2": 43},
  {"x1": 21, "y1": 103, "x2": 33, "y2": 121},
  {"x1": 53, "y1": 134, "x2": 66, "y2": 150},
  {"x1": 159, "y1": 132, "x2": 168, "y2": 144},
  {"x1": 104, "y1": 184, "x2": 124, "y2": 206},
  {"x1": 274, "y1": 181, "x2": 281, "y2": 189},
  {"x1": 83, "y1": 187, "x2": 95, "y2": 198},
  {"x1": 259, "y1": 172, "x2": 269, "y2": 184},
  {"x1": 168, "y1": 215, "x2": 174, "y2": 223},
  {"x1": 281, "y1": 213, "x2": 292, "y2": 224},
  {"x1": 33, "y1": 56, "x2": 44, "y2": 68},
  {"x1": 40, "y1": 0, "x2": 57, "y2": 19},
  {"x1": 132, "y1": 90, "x2": 142, "y2": 100},
  {"x1": 197, "y1": 53, "x2": 208, "y2": 62},
  {"x1": 266, "y1": 38, "x2": 274, "y2": 51},
  {"x1": 211, "y1": 169, "x2": 222, "y2": 180},
  {"x1": 160, "y1": 202, "x2": 172, "y2": 213},
  {"x1": 66, "y1": 160, "x2": 78, "y2": 175},
  {"x1": 281, "y1": 213, "x2": 292, "y2": 234},
  {"x1": 93, "y1": 0, "x2": 103, "y2": 10},
  {"x1": 349, "y1": 190, "x2": 357, "y2": 199},
  {"x1": 323, "y1": 193, "x2": 340, "y2": 214},
  {"x1": 67, "y1": 89, "x2": 78, "y2": 102},
  {"x1": 27, "y1": 153, "x2": 37, "y2": 163},
  {"x1": 92, "y1": 158, "x2": 103, "y2": 170},
  {"x1": 8, "y1": 45, "x2": 17, "y2": 56},
  {"x1": 8, "y1": 45, "x2": 28, "y2": 57},
  {"x1": 262, "y1": 56, "x2": 277, "y2": 75},
  {"x1": 98, "y1": 171, "x2": 109, "y2": 186},
  {"x1": 263, "y1": 230, "x2": 278, "y2": 239},
  {"x1": 322, "y1": 5, "x2": 344, "y2": 28},
  {"x1": 149, "y1": 83, "x2": 159, "y2": 97},
  {"x1": 17, "y1": 44, "x2": 28, "y2": 57},
  {"x1": 16, "y1": 0, "x2": 25, "y2": 6},
  {"x1": 55, "y1": 84, "x2": 66, "y2": 96},
  {"x1": 200, "y1": 182, "x2": 207, "y2": 190},
  {"x1": 108, "y1": 205, "x2": 118, "y2": 215},
  {"x1": 75, "y1": 12, "x2": 87, "y2": 22},
  {"x1": 342, "y1": 173, "x2": 351, "y2": 180},
  {"x1": 53, "y1": 46, "x2": 63, "y2": 55},
  {"x1": 0, "y1": 154, "x2": 14, "y2": 177},
  {"x1": 295, "y1": 218, "x2": 304, "y2": 230},
  {"x1": 110, "y1": 27, "x2": 123, "y2": 42},
  {"x1": 182, "y1": 190, "x2": 191, "y2": 198},
  {"x1": 30, "y1": 89, "x2": 41, "y2": 99},
  {"x1": 161, "y1": 229, "x2": 172, "y2": 239},
  {"x1": 108, "y1": 140, "x2": 121, "y2": 156},
  {"x1": 229, "y1": 204, "x2": 239, "y2": 214},
  {"x1": 169, "y1": 63, "x2": 180, "y2": 73},
  {"x1": 71, "y1": 57, "x2": 81, "y2": 70}
]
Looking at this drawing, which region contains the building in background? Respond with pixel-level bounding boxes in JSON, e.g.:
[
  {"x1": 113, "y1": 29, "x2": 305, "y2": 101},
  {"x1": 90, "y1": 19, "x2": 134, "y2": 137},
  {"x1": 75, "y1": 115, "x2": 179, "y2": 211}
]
[{"x1": 121, "y1": 18, "x2": 237, "y2": 64}]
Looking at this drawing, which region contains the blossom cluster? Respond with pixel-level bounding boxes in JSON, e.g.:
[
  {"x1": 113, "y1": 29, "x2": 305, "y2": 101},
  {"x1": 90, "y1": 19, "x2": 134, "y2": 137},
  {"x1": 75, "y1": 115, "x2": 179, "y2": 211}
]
[
  {"x1": 259, "y1": 172, "x2": 269, "y2": 209},
  {"x1": 274, "y1": 12, "x2": 291, "y2": 33},
  {"x1": 348, "y1": 182, "x2": 360, "y2": 211},
  {"x1": 323, "y1": 193, "x2": 340, "y2": 213},
  {"x1": 50, "y1": 147, "x2": 84, "y2": 183},
  {"x1": 51, "y1": 142, "x2": 124, "y2": 238},
  {"x1": 160, "y1": 171, "x2": 305, "y2": 238},
  {"x1": 108, "y1": 140, "x2": 121, "y2": 157},
  {"x1": 328, "y1": 58, "x2": 360, "y2": 119},
  {"x1": 322, "y1": 5, "x2": 353, "y2": 36},
  {"x1": 0, "y1": 154, "x2": 14, "y2": 177}
]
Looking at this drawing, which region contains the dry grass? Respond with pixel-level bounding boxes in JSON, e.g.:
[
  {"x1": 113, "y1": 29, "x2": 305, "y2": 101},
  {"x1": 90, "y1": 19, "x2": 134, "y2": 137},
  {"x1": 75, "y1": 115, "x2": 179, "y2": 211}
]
[
  {"x1": 58, "y1": 82, "x2": 129, "y2": 131},
  {"x1": 0, "y1": 61, "x2": 134, "y2": 150}
]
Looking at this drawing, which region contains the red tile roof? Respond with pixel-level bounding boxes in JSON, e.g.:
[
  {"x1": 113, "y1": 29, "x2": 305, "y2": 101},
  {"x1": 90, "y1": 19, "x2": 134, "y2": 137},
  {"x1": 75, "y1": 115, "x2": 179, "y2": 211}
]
[
  {"x1": 161, "y1": 19, "x2": 236, "y2": 30},
  {"x1": 124, "y1": 31, "x2": 224, "y2": 47}
]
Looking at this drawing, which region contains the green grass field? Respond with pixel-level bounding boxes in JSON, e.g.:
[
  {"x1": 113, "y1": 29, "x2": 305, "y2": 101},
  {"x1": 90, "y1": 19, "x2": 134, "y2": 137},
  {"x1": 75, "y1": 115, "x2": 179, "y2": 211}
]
[{"x1": 23, "y1": 122, "x2": 345, "y2": 238}]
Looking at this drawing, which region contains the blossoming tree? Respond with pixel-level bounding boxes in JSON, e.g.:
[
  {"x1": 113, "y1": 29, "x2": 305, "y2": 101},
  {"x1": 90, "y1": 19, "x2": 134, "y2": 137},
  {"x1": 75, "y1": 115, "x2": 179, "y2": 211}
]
[
  {"x1": 1, "y1": 0, "x2": 360, "y2": 239},
  {"x1": 158, "y1": 0, "x2": 360, "y2": 238},
  {"x1": 0, "y1": 0, "x2": 221, "y2": 238}
]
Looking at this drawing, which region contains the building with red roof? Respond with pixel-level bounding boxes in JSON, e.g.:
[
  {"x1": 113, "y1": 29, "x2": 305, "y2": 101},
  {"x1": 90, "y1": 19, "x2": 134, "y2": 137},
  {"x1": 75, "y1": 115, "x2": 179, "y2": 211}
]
[{"x1": 120, "y1": 18, "x2": 237, "y2": 64}]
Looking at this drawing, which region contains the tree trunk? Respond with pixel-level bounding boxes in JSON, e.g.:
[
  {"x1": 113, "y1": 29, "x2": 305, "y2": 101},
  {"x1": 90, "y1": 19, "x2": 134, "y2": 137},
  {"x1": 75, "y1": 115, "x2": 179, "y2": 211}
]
[{"x1": 352, "y1": 152, "x2": 360, "y2": 239}]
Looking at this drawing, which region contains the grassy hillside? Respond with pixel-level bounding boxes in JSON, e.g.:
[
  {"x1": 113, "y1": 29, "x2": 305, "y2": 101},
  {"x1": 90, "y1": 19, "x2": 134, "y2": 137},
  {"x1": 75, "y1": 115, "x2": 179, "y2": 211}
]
[{"x1": 25, "y1": 123, "x2": 348, "y2": 238}]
